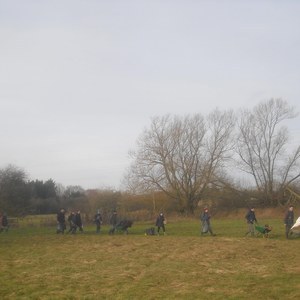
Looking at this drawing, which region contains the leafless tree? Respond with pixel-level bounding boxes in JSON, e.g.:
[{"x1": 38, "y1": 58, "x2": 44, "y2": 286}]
[
  {"x1": 236, "y1": 98, "x2": 300, "y2": 205},
  {"x1": 125, "y1": 110, "x2": 235, "y2": 213}
]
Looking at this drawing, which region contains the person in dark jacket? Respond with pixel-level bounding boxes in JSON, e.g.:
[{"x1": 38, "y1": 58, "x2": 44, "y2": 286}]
[
  {"x1": 200, "y1": 208, "x2": 215, "y2": 236},
  {"x1": 67, "y1": 211, "x2": 77, "y2": 234},
  {"x1": 245, "y1": 207, "x2": 257, "y2": 236},
  {"x1": 156, "y1": 212, "x2": 166, "y2": 235},
  {"x1": 67, "y1": 211, "x2": 73, "y2": 232},
  {"x1": 56, "y1": 208, "x2": 66, "y2": 234},
  {"x1": 94, "y1": 209, "x2": 103, "y2": 233},
  {"x1": 116, "y1": 220, "x2": 133, "y2": 234},
  {"x1": 284, "y1": 206, "x2": 294, "y2": 239},
  {"x1": 0, "y1": 212, "x2": 9, "y2": 233},
  {"x1": 75, "y1": 210, "x2": 83, "y2": 233},
  {"x1": 109, "y1": 211, "x2": 118, "y2": 234}
]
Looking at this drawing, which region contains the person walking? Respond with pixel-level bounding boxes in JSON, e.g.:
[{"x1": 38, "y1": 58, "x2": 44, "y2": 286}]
[
  {"x1": 0, "y1": 212, "x2": 9, "y2": 233},
  {"x1": 67, "y1": 211, "x2": 77, "y2": 234},
  {"x1": 156, "y1": 212, "x2": 166, "y2": 235},
  {"x1": 75, "y1": 210, "x2": 83, "y2": 233},
  {"x1": 200, "y1": 208, "x2": 215, "y2": 236},
  {"x1": 245, "y1": 207, "x2": 257, "y2": 236},
  {"x1": 284, "y1": 206, "x2": 294, "y2": 239},
  {"x1": 109, "y1": 210, "x2": 118, "y2": 235},
  {"x1": 94, "y1": 210, "x2": 103, "y2": 233},
  {"x1": 56, "y1": 208, "x2": 66, "y2": 234}
]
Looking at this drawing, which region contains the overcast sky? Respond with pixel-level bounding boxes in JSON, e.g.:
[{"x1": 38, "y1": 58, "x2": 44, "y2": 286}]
[{"x1": 1, "y1": 1, "x2": 300, "y2": 189}]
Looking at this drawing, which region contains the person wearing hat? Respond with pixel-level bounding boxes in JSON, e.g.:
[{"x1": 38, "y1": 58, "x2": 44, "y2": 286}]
[
  {"x1": 245, "y1": 207, "x2": 257, "y2": 236},
  {"x1": 200, "y1": 207, "x2": 216, "y2": 236}
]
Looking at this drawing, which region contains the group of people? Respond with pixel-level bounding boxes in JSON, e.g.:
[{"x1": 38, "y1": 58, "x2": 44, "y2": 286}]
[
  {"x1": 1, "y1": 206, "x2": 298, "y2": 239},
  {"x1": 56, "y1": 208, "x2": 119, "y2": 235},
  {"x1": 93, "y1": 210, "x2": 119, "y2": 234},
  {"x1": 244, "y1": 206, "x2": 297, "y2": 239},
  {"x1": 200, "y1": 205, "x2": 298, "y2": 239},
  {"x1": 67, "y1": 210, "x2": 84, "y2": 234},
  {"x1": 56, "y1": 209, "x2": 83, "y2": 234},
  {"x1": 56, "y1": 208, "x2": 165, "y2": 236},
  {"x1": 0, "y1": 212, "x2": 9, "y2": 233}
]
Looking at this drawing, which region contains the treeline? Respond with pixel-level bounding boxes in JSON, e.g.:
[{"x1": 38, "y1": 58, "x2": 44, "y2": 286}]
[
  {"x1": 1, "y1": 163, "x2": 299, "y2": 220},
  {"x1": 0, "y1": 164, "x2": 168, "y2": 219},
  {"x1": 0, "y1": 164, "x2": 173, "y2": 219},
  {"x1": 0, "y1": 165, "x2": 81, "y2": 216}
]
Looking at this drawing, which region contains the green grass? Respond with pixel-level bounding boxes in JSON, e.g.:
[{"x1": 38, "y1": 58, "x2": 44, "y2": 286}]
[{"x1": 0, "y1": 218, "x2": 300, "y2": 299}]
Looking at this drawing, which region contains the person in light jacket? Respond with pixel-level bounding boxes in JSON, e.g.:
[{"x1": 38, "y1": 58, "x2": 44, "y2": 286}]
[{"x1": 200, "y1": 208, "x2": 216, "y2": 236}]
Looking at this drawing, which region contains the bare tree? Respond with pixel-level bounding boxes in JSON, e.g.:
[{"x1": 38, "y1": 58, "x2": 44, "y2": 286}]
[
  {"x1": 236, "y1": 98, "x2": 300, "y2": 205},
  {"x1": 125, "y1": 110, "x2": 235, "y2": 214}
]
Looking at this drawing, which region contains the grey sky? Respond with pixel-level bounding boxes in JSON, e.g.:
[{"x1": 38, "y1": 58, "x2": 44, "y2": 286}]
[{"x1": 1, "y1": 1, "x2": 300, "y2": 189}]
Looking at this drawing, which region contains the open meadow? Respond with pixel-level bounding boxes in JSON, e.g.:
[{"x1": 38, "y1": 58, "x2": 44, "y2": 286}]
[{"x1": 1, "y1": 217, "x2": 300, "y2": 300}]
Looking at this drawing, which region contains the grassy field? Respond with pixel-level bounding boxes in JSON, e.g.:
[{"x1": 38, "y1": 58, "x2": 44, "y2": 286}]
[{"x1": 0, "y1": 218, "x2": 300, "y2": 299}]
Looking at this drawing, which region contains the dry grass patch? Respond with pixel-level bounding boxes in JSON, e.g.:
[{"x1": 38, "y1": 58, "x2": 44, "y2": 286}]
[{"x1": 0, "y1": 219, "x2": 300, "y2": 299}]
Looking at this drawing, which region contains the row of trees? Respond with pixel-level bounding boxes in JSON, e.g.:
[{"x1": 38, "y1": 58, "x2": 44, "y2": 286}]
[
  {"x1": 0, "y1": 165, "x2": 174, "y2": 220},
  {"x1": 1, "y1": 99, "x2": 299, "y2": 217},
  {"x1": 0, "y1": 165, "x2": 87, "y2": 216},
  {"x1": 125, "y1": 99, "x2": 300, "y2": 213},
  {"x1": 0, "y1": 165, "x2": 162, "y2": 220}
]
